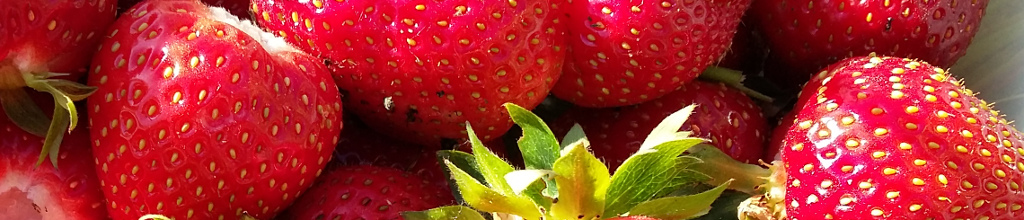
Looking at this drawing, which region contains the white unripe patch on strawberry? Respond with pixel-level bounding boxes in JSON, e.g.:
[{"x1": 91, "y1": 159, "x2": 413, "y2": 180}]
[
  {"x1": 0, "y1": 172, "x2": 70, "y2": 219},
  {"x1": 207, "y1": 7, "x2": 298, "y2": 54}
]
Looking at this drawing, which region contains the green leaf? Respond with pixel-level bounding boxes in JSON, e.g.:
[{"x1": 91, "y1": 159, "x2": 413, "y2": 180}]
[
  {"x1": 465, "y1": 123, "x2": 516, "y2": 194},
  {"x1": 505, "y1": 169, "x2": 554, "y2": 195},
  {"x1": 437, "y1": 150, "x2": 484, "y2": 204},
  {"x1": 604, "y1": 138, "x2": 705, "y2": 217},
  {"x1": 560, "y1": 123, "x2": 587, "y2": 149},
  {"x1": 39, "y1": 104, "x2": 69, "y2": 167},
  {"x1": 505, "y1": 103, "x2": 560, "y2": 170},
  {"x1": 627, "y1": 180, "x2": 733, "y2": 220},
  {"x1": 549, "y1": 139, "x2": 610, "y2": 219},
  {"x1": 401, "y1": 205, "x2": 487, "y2": 220},
  {"x1": 522, "y1": 178, "x2": 553, "y2": 210},
  {"x1": 444, "y1": 160, "x2": 541, "y2": 218},
  {"x1": 0, "y1": 88, "x2": 50, "y2": 137},
  {"x1": 639, "y1": 105, "x2": 698, "y2": 151}
]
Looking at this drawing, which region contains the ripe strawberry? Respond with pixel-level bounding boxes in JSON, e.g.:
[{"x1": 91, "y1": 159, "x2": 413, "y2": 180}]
[
  {"x1": 750, "y1": 0, "x2": 989, "y2": 85},
  {"x1": 779, "y1": 55, "x2": 1024, "y2": 219},
  {"x1": 552, "y1": 80, "x2": 768, "y2": 171},
  {"x1": 86, "y1": 0, "x2": 343, "y2": 219},
  {"x1": 0, "y1": 95, "x2": 107, "y2": 220},
  {"x1": 251, "y1": 0, "x2": 566, "y2": 147},
  {"x1": 551, "y1": 0, "x2": 752, "y2": 107},
  {"x1": 118, "y1": 0, "x2": 251, "y2": 18},
  {"x1": 332, "y1": 116, "x2": 518, "y2": 191},
  {"x1": 697, "y1": 55, "x2": 1024, "y2": 219},
  {"x1": 0, "y1": 0, "x2": 116, "y2": 165},
  {"x1": 280, "y1": 165, "x2": 454, "y2": 220}
]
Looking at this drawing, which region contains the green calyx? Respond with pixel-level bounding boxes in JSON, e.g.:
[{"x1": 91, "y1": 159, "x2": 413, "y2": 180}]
[
  {"x1": 0, "y1": 70, "x2": 97, "y2": 167},
  {"x1": 698, "y1": 66, "x2": 774, "y2": 103},
  {"x1": 404, "y1": 103, "x2": 734, "y2": 220}
]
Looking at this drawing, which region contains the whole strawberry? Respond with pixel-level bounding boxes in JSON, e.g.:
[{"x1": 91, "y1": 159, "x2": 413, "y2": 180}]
[
  {"x1": 86, "y1": 0, "x2": 343, "y2": 219},
  {"x1": 280, "y1": 165, "x2": 454, "y2": 220},
  {"x1": 552, "y1": 80, "x2": 768, "y2": 171},
  {"x1": 696, "y1": 55, "x2": 1024, "y2": 219},
  {"x1": 551, "y1": 0, "x2": 751, "y2": 107},
  {"x1": 0, "y1": 0, "x2": 117, "y2": 165},
  {"x1": 252, "y1": 0, "x2": 566, "y2": 147},
  {"x1": 751, "y1": 0, "x2": 989, "y2": 85},
  {"x1": 0, "y1": 95, "x2": 107, "y2": 219}
]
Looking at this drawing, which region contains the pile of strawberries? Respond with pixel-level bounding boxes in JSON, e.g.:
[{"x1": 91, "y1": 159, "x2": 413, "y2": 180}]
[{"x1": 0, "y1": 0, "x2": 1004, "y2": 219}]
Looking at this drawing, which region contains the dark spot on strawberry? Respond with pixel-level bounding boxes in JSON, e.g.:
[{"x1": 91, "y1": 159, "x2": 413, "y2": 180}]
[
  {"x1": 435, "y1": 90, "x2": 445, "y2": 97},
  {"x1": 314, "y1": 214, "x2": 324, "y2": 220},
  {"x1": 323, "y1": 59, "x2": 333, "y2": 67},
  {"x1": 32, "y1": 203, "x2": 40, "y2": 213},
  {"x1": 885, "y1": 17, "x2": 893, "y2": 31},
  {"x1": 405, "y1": 108, "x2": 419, "y2": 123},
  {"x1": 439, "y1": 138, "x2": 458, "y2": 150}
]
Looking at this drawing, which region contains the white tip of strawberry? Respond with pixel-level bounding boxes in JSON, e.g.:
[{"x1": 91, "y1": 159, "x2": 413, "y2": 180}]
[{"x1": 207, "y1": 6, "x2": 298, "y2": 54}]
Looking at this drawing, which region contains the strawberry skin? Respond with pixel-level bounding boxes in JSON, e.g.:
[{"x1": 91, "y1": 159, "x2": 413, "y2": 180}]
[
  {"x1": 751, "y1": 0, "x2": 989, "y2": 83},
  {"x1": 0, "y1": 96, "x2": 107, "y2": 219},
  {"x1": 252, "y1": 0, "x2": 566, "y2": 147},
  {"x1": 86, "y1": 0, "x2": 343, "y2": 219},
  {"x1": 780, "y1": 55, "x2": 1024, "y2": 219},
  {"x1": 552, "y1": 81, "x2": 768, "y2": 170},
  {"x1": 551, "y1": 0, "x2": 751, "y2": 107},
  {"x1": 280, "y1": 165, "x2": 454, "y2": 220},
  {"x1": 0, "y1": 0, "x2": 116, "y2": 82}
]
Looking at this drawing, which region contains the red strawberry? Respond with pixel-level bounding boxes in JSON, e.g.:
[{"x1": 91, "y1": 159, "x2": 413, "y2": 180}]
[
  {"x1": 712, "y1": 55, "x2": 1024, "y2": 219},
  {"x1": 251, "y1": 0, "x2": 566, "y2": 147},
  {"x1": 86, "y1": 0, "x2": 343, "y2": 219},
  {"x1": 280, "y1": 165, "x2": 454, "y2": 220},
  {"x1": 332, "y1": 115, "x2": 514, "y2": 188},
  {"x1": 750, "y1": 0, "x2": 989, "y2": 85},
  {"x1": 118, "y1": 0, "x2": 252, "y2": 18},
  {"x1": 0, "y1": 0, "x2": 116, "y2": 165},
  {"x1": 0, "y1": 95, "x2": 107, "y2": 219},
  {"x1": 552, "y1": 80, "x2": 768, "y2": 170},
  {"x1": 551, "y1": 0, "x2": 752, "y2": 107}
]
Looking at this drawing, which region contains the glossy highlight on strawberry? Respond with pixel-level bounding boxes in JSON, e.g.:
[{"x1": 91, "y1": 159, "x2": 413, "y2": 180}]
[
  {"x1": 86, "y1": 0, "x2": 343, "y2": 219},
  {"x1": 252, "y1": 0, "x2": 566, "y2": 147},
  {"x1": 779, "y1": 55, "x2": 1024, "y2": 219}
]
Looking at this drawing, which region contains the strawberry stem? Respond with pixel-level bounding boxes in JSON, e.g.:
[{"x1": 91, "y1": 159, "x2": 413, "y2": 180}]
[
  {"x1": 0, "y1": 69, "x2": 98, "y2": 167},
  {"x1": 686, "y1": 145, "x2": 771, "y2": 195},
  {"x1": 698, "y1": 67, "x2": 774, "y2": 103}
]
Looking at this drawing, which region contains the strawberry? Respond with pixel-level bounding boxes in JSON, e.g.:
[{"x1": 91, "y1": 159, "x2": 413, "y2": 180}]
[
  {"x1": 692, "y1": 55, "x2": 1024, "y2": 219},
  {"x1": 552, "y1": 80, "x2": 769, "y2": 170},
  {"x1": 86, "y1": 0, "x2": 343, "y2": 219},
  {"x1": 331, "y1": 116, "x2": 449, "y2": 186},
  {"x1": 118, "y1": 0, "x2": 252, "y2": 18},
  {"x1": 251, "y1": 0, "x2": 567, "y2": 147},
  {"x1": 750, "y1": 0, "x2": 989, "y2": 85},
  {"x1": 0, "y1": 94, "x2": 107, "y2": 219},
  {"x1": 0, "y1": 0, "x2": 116, "y2": 165},
  {"x1": 551, "y1": 0, "x2": 752, "y2": 107},
  {"x1": 280, "y1": 165, "x2": 454, "y2": 220}
]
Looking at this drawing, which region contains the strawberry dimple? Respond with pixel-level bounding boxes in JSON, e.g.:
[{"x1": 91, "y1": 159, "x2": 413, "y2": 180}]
[
  {"x1": 253, "y1": 0, "x2": 566, "y2": 147},
  {"x1": 781, "y1": 56, "x2": 1024, "y2": 219},
  {"x1": 87, "y1": 1, "x2": 343, "y2": 219},
  {"x1": 552, "y1": 0, "x2": 750, "y2": 107}
]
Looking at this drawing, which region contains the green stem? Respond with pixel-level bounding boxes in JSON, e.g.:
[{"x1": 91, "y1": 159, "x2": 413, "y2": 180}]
[
  {"x1": 698, "y1": 67, "x2": 774, "y2": 103},
  {"x1": 0, "y1": 88, "x2": 51, "y2": 136},
  {"x1": 686, "y1": 145, "x2": 771, "y2": 195}
]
